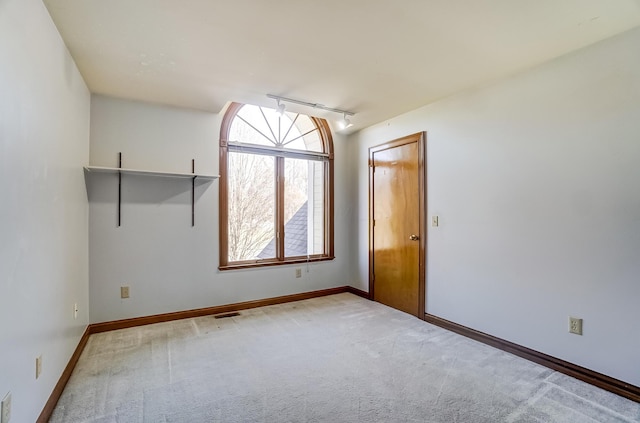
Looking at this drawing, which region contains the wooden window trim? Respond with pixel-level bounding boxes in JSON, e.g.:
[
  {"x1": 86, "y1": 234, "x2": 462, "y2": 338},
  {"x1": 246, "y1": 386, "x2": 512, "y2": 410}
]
[{"x1": 219, "y1": 102, "x2": 334, "y2": 270}]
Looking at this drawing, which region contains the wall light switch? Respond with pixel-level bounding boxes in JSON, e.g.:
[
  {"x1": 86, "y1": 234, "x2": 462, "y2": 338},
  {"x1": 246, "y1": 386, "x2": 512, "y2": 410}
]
[
  {"x1": 431, "y1": 215, "x2": 439, "y2": 227},
  {"x1": 121, "y1": 286, "x2": 130, "y2": 299},
  {"x1": 36, "y1": 355, "x2": 42, "y2": 379}
]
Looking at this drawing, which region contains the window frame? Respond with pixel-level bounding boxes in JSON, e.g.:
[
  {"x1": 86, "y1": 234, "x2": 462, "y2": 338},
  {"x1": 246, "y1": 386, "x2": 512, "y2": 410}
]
[{"x1": 219, "y1": 102, "x2": 334, "y2": 270}]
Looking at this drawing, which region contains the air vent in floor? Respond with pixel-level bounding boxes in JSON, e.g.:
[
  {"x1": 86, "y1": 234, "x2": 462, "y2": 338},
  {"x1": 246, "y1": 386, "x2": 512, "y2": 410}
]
[{"x1": 214, "y1": 312, "x2": 240, "y2": 319}]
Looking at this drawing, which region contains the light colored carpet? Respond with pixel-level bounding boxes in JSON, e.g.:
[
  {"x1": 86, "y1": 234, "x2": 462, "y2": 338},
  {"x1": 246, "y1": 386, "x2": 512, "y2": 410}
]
[{"x1": 50, "y1": 293, "x2": 639, "y2": 422}]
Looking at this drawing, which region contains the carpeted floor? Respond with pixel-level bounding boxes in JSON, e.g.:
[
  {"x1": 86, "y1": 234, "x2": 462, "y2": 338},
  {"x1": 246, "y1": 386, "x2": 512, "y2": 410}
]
[{"x1": 50, "y1": 293, "x2": 639, "y2": 422}]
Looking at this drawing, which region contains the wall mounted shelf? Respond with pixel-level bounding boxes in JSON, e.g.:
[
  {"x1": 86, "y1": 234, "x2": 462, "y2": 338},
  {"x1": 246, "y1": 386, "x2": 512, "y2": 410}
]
[
  {"x1": 84, "y1": 154, "x2": 219, "y2": 227},
  {"x1": 83, "y1": 166, "x2": 219, "y2": 180}
]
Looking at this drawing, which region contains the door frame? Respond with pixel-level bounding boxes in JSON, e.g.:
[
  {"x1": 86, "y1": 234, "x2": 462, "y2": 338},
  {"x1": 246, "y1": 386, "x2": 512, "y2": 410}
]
[{"x1": 368, "y1": 132, "x2": 426, "y2": 319}]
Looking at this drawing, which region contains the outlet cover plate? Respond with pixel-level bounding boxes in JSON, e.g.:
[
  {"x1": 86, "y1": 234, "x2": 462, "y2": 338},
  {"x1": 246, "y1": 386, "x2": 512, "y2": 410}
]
[
  {"x1": 569, "y1": 317, "x2": 583, "y2": 335},
  {"x1": 2, "y1": 391, "x2": 11, "y2": 423},
  {"x1": 295, "y1": 268, "x2": 302, "y2": 278}
]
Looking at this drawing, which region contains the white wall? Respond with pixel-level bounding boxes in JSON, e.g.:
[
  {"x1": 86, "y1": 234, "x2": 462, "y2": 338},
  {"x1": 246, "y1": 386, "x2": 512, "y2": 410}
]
[
  {"x1": 0, "y1": 0, "x2": 90, "y2": 421},
  {"x1": 350, "y1": 28, "x2": 640, "y2": 386},
  {"x1": 88, "y1": 95, "x2": 353, "y2": 323}
]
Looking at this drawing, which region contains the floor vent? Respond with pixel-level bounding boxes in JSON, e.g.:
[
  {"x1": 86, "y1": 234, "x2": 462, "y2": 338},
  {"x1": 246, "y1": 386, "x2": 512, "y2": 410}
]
[{"x1": 214, "y1": 312, "x2": 240, "y2": 319}]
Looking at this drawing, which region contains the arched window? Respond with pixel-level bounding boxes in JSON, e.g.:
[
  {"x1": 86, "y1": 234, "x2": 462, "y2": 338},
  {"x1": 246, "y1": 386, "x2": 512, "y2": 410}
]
[{"x1": 219, "y1": 102, "x2": 334, "y2": 269}]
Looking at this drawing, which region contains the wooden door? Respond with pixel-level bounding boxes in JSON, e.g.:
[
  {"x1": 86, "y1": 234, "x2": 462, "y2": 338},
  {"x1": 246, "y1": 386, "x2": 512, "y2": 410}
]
[{"x1": 369, "y1": 133, "x2": 425, "y2": 317}]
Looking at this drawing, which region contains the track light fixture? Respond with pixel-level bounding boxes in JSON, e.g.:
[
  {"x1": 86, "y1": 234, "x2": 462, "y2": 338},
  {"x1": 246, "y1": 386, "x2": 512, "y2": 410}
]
[
  {"x1": 267, "y1": 94, "x2": 355, "y2": 128},
  {"x1": 276, "y1": 99, "x2": 286, "y2": 116},
  {"x1": 342, "y1": 113, "x2": 353, "y2": 129}
]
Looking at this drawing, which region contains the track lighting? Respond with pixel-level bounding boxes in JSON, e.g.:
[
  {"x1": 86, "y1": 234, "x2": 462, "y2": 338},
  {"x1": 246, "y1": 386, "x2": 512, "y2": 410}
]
[
  {"x1": 276, "y1": 99, "x2": 286, "y2": 116},
  {"x1": 267, "y1": 94, "x2": 355, "y2": 128},
  {"x1": 342, "y1": 113, "x2": 353, "y2": 129}
]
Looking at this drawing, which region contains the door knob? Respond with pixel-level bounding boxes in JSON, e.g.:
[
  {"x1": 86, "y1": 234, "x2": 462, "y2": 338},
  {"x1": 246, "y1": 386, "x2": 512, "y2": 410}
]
[{"x1": 409, "y1": 234, "x2": 419, "y2": 241}]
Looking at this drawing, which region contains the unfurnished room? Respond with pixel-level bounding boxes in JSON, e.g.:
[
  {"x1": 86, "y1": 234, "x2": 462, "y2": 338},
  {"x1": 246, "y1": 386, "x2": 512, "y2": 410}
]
[{"x1": 1, "y1": 0, "x2": 640, "y2": 422}]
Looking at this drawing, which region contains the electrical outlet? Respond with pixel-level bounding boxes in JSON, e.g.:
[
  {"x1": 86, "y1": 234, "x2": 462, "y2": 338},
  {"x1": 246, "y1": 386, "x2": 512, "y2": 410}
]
[
  {"x1": 74, "y1": 303, "x2": 78, "y2": 320},
  {"x1": 295, "y1": 268, "x2": 302, "y2": 278},
  {"x1": 431, "y1": 215, "x2": 439, "y2": 227},
  {"x1": 569, "y1": 317, "x2": 583, "y2": 335},
  {"x1": 121, "y1": 286, "x2": 130, "y2": 299},
  {"x1": 1, "y1": 392, "x2": 11, "y2": 423},
  {"x1": 36, "y1": 355, "x2": 42, "y2": 379}
]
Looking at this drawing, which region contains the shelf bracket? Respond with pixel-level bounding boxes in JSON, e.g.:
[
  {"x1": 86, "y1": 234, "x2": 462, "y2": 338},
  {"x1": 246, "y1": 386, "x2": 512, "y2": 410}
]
[
  {"x1": 118, "y1": 152, "x2": 122, "y2": 227},
  {"x1": 95, "y1": 154, "x2": 210, "y2": 227},
  {"x1": 192, "y1": 159, "x2": 196, "y2": 227}
]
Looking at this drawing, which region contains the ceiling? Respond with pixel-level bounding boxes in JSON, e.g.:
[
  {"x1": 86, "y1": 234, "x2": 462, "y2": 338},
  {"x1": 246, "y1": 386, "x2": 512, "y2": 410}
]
[{"x1": 44, "y1": 0, "x2": 640, "y2": 132}]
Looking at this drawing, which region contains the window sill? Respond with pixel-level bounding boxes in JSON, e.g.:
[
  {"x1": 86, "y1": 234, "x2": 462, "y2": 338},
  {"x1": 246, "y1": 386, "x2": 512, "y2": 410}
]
[{"x1": 219, "y1": 256, "x2": 335, "y2": 271}]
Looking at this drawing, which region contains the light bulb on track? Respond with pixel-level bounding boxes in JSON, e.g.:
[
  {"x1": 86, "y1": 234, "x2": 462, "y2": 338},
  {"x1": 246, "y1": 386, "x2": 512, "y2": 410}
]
[
  {"x1": 276, "y1": 99, "x2": 286, "y2": 116},
  {"x1": 342, "y1": 113, "x2": 353, "y2": 129}
]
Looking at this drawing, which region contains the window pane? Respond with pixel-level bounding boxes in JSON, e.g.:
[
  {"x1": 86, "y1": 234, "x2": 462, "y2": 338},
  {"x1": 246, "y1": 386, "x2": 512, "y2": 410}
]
[
  {"x1": 229, "y1": 110, "x2": 276, "y2": 148},
  {"x1": 284, "y1": 158, "x2": 325, "y2": 257},
  {"x1": 230, "y1": 104, "x2": 325, "y2": 153},
  {"x1": 282, "y1": 116, "x2": 323, "y2": 152},
  {"x1": 228, "y1": 152, "x2": 275, "y2": 261},
  {"x1": 301, "y1": 128, "x2": 323, "y2": 152}
]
